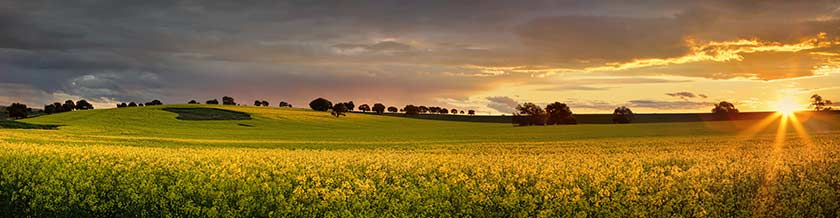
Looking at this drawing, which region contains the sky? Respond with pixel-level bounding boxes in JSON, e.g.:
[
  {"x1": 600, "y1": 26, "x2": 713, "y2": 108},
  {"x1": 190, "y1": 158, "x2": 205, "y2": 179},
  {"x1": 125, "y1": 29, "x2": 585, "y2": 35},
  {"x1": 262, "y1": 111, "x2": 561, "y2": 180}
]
[{"x1": 1, "y1": 0, "x2": 840, "y2": 114}]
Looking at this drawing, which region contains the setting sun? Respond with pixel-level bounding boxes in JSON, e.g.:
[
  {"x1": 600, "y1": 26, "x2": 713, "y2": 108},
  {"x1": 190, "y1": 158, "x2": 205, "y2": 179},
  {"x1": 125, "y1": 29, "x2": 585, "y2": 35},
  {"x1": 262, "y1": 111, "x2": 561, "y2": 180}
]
[{"x1": 774, "y1": 98, "x2": 800, "y2": 116}]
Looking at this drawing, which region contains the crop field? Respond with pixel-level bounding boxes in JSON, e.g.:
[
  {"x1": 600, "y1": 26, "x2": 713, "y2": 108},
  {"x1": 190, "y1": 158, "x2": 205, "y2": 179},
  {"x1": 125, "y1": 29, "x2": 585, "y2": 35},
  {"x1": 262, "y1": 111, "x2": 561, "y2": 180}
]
[{"x1": 2, "y1": 105, "x2": 840, "y2": 217}]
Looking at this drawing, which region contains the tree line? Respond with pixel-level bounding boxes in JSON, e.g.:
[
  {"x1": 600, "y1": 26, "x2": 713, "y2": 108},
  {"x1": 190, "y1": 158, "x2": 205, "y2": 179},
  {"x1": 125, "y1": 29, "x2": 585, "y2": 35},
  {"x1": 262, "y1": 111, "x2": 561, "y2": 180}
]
[
  {"x1": 3, "y1": 94, "x2": 836, "y2": 120},
  {"x1": 307, "y1": 97, "x2": 478, "y2": 118}
]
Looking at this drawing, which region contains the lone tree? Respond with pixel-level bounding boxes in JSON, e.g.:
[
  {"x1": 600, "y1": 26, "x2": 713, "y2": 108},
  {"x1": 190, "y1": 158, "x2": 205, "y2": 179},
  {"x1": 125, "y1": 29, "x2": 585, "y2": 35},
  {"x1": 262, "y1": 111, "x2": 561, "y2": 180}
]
[
  {"x1": 450, "y1": 109, "x2": 458, "y2": 114},
  {"x1": 128, "y1": 102, "x2": 138, "y2": 107},
  {"x1": 331, "y1": 103, "x2": 348, "y2": 117},
  {"x1": 545, "y1": 102, "x2": 576, "y2": 125},
  {"x1": 222, "y1": 96, "x2": 236, "y2": 105},
  {"x1": 358, "y1": 104, "x2": 371, "y2": 112},
  {"x1": 278, "y1": 101, "x2": 292, "y2": 108},
  {"x1": 7, "y1": 103, "x2": 28, "y2": 119},
  {"x1": 468, "y1": 110, "x2": 475, "y2": 115},
  {"x1": 309, "y1": 98, "x2": 333, "y2": 111},
  {"x1": 254, "y1": 100, "x2": 263, "y2": 106},
  {"x1": 206, "y1": 99, "x2": 219, "y2": 105},
  {"x1": 712, "y1": 101, "x2": 739, "y2": 120},
  {"x1": 514, "y1": 102, "x2": 546, "y2": 126},
  {"x1": 372, "y1": 103, "x2": 386, "y2": 114},
  {"x1": 261, "y1": 100, "x2": 269, "y2": 107},
  {"x1": 403, "y1": 105, "x2": 419, "y2": 115},
  {"x1": 810, "y1": 94, "x2": 833, "y2": 111},
  {"x1": 387, "y1": 106, "x2": 398, "y2": 113},
  {"x1": 188, "y1": 100, "x2": 199, "y2": 104},
  {"x1": 612, "y1": 106, "x2": 633, "y2": 124},
  {"x1": 75, "y1": 100, "x2": 94, "y2": 110}
]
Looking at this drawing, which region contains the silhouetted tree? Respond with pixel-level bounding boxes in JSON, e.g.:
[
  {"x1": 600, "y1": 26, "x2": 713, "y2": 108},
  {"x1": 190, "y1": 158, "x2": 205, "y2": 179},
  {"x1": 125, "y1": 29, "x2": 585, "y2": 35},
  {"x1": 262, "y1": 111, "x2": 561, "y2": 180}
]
[
  {"x1": 222, "y1": 96, "x2": 236, "y2": 105},
  {"x1": 278, "y1": 101, "x2": 292, "y2": 108},
  {"x1": 404, "y1": 105, "x2": 419, "y2": 115},
  {"x1": 117, "y1": 102, "x2": 128, "y2": 108},
  {"x1": 138, "y1": 103, "x2": 144, "y2": 107},
  {"x1": 206, "y1": 99, "x2": 219, "y2": 105},
  {"x1": 188, "y1": 100, "x2": 199, "y2": 104},
  {"x1": 387, "y1": 106, "x2": 398, "y2": 113},
  {"x1": 128, "y1": 102, "x2": 138, "y2": 107},
  {"x1": 372, "y1": 103, "x2": 386, "y2": 114},
  {"x1": 309, "y1": 98, "x2": 333, "y2": 111},
  {"x1": 712, "y1": 101, "x2": 739, "y2": 120},
  {"x1": 44, "y1": 104, "x2": 57, "y2": 114},
  {"x1": 468, "y1": 110, "x2": 475, "y2": 115},
  {"x1": 612, "y1": 106, "x2": 633, "y2": 124},
  {"x1": 75, "y1": 100, "x2": 94, "y2": 110},
  {"x1": 145, "y1": 100, "x2": 163, "y2": 106},
  {"x1": 450, "y1": 109, "x2": 458, "y2": 114},
  {"x1": 545, "y1": 102, "x2": 576, "y2": 125},
  {"x1": 811, "y1": 94, "x2": 833, "y2": 111},
  {"x1": 440, "y1": 108, "x2": 449, "y2": 114},
  {"x1": 514, "y1": 102, "x2": 546, "y2": 126},
  {"x1": 261, "y1": 100, "x2": 269, "y2": 107},
  {"x1": 460, "y1": 111, "x2": 465, "y2": 114},
  {"x1": 254, "y1": 100, "x2": 263, "y2": 106},
  {"x1": 359, "y1": 104, "x2": 371, "y2": 112},
  {"x1": 418, "y1": 106, "x2": 429, "y2": 113},
  {"x1": 7, "y1": 103, "x2": 28, "y2": 119},
  {"x1": 331, "y1": 103, "x2": 348, "y2": 117},
  {"x1": 62, "y1": 100, "x2": 76, "y2": 112},
  {"x1": 345, "y1": 101, "x2": 355, "y2": 111}
]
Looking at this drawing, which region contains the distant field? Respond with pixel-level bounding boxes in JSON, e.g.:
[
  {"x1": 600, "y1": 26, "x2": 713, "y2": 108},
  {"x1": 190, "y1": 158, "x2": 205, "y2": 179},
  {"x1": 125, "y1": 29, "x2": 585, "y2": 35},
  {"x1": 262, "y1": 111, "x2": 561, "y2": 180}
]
[
  {"x1": 372, "y1": 110, "x2": 840, "y2": 124},
  {"x1": 1, "y1": 105, "x2": 840, "y2": 217}
]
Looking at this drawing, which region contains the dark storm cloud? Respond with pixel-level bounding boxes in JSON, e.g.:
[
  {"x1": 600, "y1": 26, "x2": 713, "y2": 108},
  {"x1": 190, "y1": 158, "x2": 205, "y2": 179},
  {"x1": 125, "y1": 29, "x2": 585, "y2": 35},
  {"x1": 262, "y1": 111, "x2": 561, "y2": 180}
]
[{"x1": 2, "y1": 0, "x2": 840, "y2": 107}]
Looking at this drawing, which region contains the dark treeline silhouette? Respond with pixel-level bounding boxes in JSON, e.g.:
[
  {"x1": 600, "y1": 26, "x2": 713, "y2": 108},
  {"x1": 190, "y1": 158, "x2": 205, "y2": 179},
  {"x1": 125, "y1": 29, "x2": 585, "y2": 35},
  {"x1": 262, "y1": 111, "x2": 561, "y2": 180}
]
[
  {"x1": 45, "y1": 99, "x2": 94, "y2": 114},
  {"x1": 513, "y1": 102, "x2": 576, "y2": 126},
  {"x1": 206, "y1": 99, "x2": 219, "y2": 104},
  {"x1": 278, "y1": 101, "x2": 292, "y2": 108},
  {"x1": 116, "y1": 100, "x2": 162, "y2": 108},
  {"x1": 305, "y1": 97, "x2": 478, "y2": 118},
  {"x1": 7, "y1": 103, "x2": 29, "y2": 119},
  {"x1": 188, "y1": 100, "x2": 199, "y2": 104}
]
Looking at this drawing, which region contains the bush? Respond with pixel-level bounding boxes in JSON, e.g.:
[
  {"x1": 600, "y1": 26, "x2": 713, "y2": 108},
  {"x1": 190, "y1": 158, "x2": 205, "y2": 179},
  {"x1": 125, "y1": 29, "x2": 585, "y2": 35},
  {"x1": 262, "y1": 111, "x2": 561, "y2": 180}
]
[
  {"x1": 6, "y1": 103, "x2": 28, "y2": 119},
  {"x1": 222, "y1": 96, "x2": 236, "y2": 105},
  {"x1": 403, "y1": 105, "x2": 419, "y2": 115},
  {"x1": 372, "y1": 103, "x2": 386, "y2": 114},
  {"x1": 309, "y1": 98, "x2": 333, "y2": 111}
]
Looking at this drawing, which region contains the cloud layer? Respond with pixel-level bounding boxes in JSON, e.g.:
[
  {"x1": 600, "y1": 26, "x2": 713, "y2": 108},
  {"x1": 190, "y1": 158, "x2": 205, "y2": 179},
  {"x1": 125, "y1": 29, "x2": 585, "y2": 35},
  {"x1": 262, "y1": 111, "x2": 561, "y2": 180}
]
[{"x1": 1, "y1": 0, "x2": 839, "y2": 112}]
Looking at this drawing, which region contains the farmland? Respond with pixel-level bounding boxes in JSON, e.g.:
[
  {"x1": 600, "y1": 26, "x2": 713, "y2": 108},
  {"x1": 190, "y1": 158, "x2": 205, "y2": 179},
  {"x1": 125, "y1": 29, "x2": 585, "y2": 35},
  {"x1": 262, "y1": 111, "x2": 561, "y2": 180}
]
[{"x1": 2, "y1": 105, "x2": 840, "y2": 217}]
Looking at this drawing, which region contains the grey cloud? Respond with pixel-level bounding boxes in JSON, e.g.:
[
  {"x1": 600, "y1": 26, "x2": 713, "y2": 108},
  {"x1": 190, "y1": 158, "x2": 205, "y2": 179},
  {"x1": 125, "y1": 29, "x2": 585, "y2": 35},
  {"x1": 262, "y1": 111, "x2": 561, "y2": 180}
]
[
  {"x1": 627, "y1": 100, "x2": 713, "y2": 110},
  {"x1": 333, "y1": 41, "x2": 413, "y2": 52},
  {"x1": 2, "y1": 0, "x2": 840, "y2": 107},
  {"x1": 666, "y1": 91, "x2": 708, "y2": 100},
  {"x1": 486, "y1": 96, "x2": 519, "y2": 114}
]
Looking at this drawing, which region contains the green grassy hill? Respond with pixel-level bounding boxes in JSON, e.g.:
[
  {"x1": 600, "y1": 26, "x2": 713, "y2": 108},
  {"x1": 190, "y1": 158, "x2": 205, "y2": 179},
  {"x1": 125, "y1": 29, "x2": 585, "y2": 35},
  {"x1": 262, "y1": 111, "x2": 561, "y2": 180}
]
[{"x1": 15, "y1": 104, "x2": 836, "y2": 149}]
